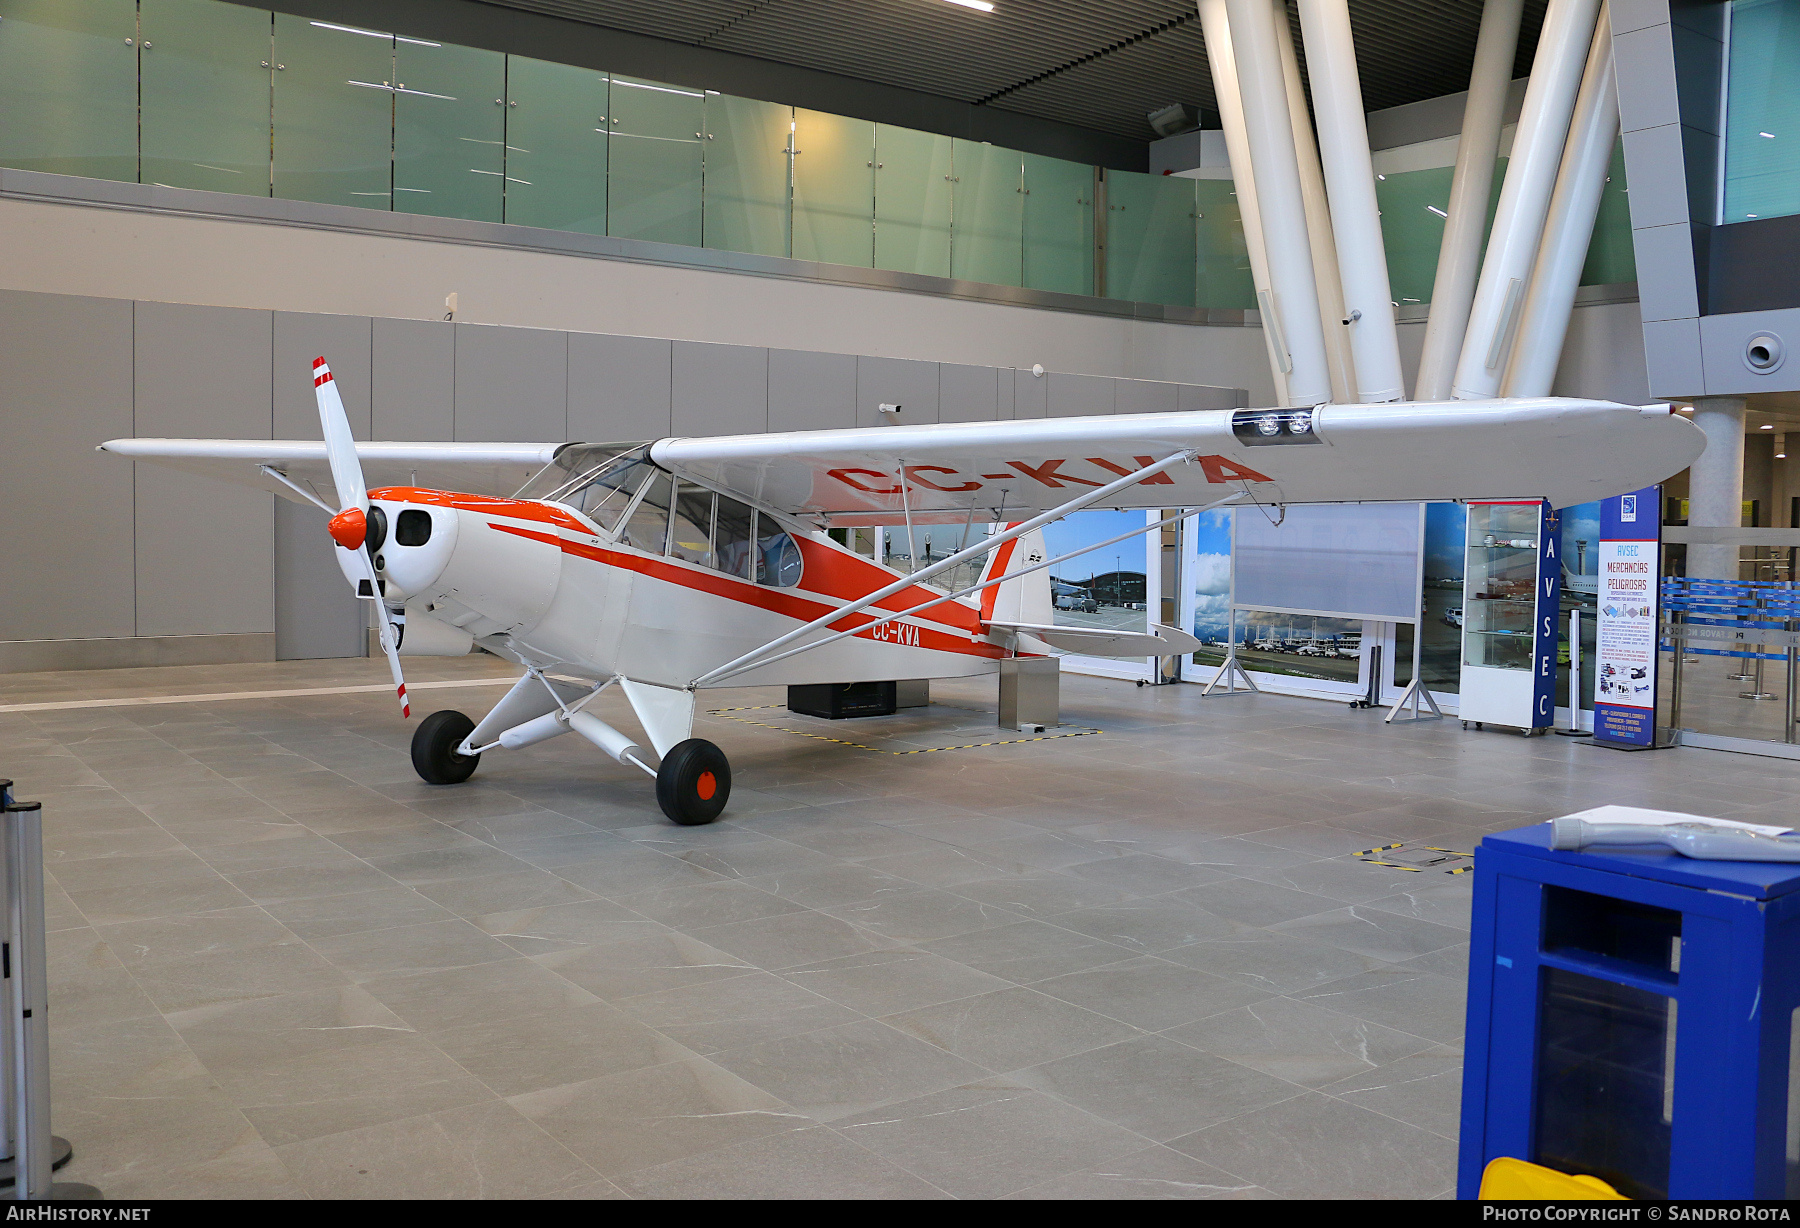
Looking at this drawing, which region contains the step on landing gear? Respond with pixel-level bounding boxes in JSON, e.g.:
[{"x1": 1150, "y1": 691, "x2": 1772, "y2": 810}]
[
  {"x1": 413, "y1": 710, "x2": 481, "y2": 784},
  {"x1": 657, "y1": 738, "x2": 731, "y2": 826}
]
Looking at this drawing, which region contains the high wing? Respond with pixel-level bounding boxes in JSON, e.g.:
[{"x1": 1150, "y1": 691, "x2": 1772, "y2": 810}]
[
  {"x1": 97, "y1": 438, "x2": 562, "y2": 507},
  {"x1": 650, "y1": 398, "x2": 1704, "y2": 524}
]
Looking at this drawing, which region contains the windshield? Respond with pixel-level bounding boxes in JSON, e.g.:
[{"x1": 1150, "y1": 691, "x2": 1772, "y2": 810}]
[{"x1": 513, "y1": 442, "x2": 650, "y2": 502}]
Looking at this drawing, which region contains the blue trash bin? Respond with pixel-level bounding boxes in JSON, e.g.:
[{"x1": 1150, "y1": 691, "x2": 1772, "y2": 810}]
[{"x1": 1458, "y1": 822, "x2": 1800, "y2": 1198}]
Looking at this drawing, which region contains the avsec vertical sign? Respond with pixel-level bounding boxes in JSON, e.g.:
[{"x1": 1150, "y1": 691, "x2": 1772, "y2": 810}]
[
  {"x1": 1594, "y1": 486, "x2": 1661, "y2": 748},
  {"x1": 1533, "y1": 503, "x2": 1562, "y2": 731}
]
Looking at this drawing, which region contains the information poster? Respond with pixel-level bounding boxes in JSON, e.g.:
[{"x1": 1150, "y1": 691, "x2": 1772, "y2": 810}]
[{"x1": 1594, "y1": 486, "x2": 1661, "y2": 747}]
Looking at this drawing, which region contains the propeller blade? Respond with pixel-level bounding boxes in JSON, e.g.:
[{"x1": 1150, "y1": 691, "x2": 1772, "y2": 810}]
[
  {"x1": 312, "y1": 356, "x2": 409, "y2": 718},
  {"x1": 349, "y1": 542, "x2": 411, "y2": 718},
  {"x1": 313, "y1": 356, "x2": 367, "y2": 518}
]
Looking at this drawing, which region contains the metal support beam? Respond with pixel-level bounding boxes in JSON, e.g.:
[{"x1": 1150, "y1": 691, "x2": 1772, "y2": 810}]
[
  {"x1": 1297, "y1": 0, "x2": 1406, "y2": 403},
  {"x1": 1224, "y1": 0, "x2": 1333, "y2": 407},
  {"x1": 1416, "y1": 0, "x2": 1525, "y2": 401},
  {"x1": 1503, "y1": 4, "x2": 1618, "y2": 399},
  {"x1": 1452, "y1": 0, "x2": 1603, "y2": 400},
  {"x1": 1274, "y1": 0, "x2": 1358, "y2": 404},
  {"x1": 1197, "y1": 0, "x2": 1290, "y2": 407},
  {"x1": 689, "y1": 450, "x2": 1202, "y2": 687}
]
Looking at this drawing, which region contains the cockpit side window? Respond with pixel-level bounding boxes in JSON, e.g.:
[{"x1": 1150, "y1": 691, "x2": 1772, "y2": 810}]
[
  {"x1": 714, "y1": 495, "x2": 755, "y2": 578},
  {"x1": 668, "y1": 482, "x2": 715, "y2": 567},
  {"x1": 623, "y1": 472, "x2": 674, "y2": 555},
  {"x1": 754, "y1": 514, "x2": 804, "y2": 588}
]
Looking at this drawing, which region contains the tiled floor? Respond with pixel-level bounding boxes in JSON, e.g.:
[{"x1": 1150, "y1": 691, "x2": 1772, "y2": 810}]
[{"x1": 0, "y1": 655, "x2": 1776, "y2": 1199}]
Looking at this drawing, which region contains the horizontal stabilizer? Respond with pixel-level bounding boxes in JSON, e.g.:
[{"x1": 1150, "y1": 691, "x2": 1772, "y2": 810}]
[{"x1": 988, "y1": 621, "x2": 1203, "y2": 658}]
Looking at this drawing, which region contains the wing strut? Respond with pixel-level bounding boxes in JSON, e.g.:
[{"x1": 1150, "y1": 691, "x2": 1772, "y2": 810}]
[
  {"x1": 687, "y1": 449, "x2": 1201, "y2": 688},
  {"x1": 699, "y1": 494, "x2": 1243, "y2": 685}
]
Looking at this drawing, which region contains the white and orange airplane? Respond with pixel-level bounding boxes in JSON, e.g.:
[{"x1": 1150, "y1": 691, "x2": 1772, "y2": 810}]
[{"x1": 101, "y1": 359, "x2": 1702, "y2": 824}]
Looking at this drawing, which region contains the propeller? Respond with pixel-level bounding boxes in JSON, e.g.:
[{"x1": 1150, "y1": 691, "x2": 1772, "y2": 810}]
[{"x1": 314, "y1": 357, "x2": 411, "y2": 719}]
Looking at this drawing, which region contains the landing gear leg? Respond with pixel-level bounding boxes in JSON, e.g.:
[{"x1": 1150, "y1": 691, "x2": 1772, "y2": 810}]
[{"x1": 656, "y1": 738, "x2": 731, "y2": 826}]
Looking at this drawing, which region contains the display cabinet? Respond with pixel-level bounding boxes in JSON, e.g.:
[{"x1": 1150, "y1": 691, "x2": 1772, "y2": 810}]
[{"x1": 1461, "y1": 501, "x2": 1562, "y2": 732}]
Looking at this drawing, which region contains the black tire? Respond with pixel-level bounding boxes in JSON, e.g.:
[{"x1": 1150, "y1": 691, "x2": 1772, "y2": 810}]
[
  {"x1": 412, "y1": 710, "x2": 480, "y2": 785},
  {"x1": 656, "y1": 738, "x2": 730, "y2": 826}
]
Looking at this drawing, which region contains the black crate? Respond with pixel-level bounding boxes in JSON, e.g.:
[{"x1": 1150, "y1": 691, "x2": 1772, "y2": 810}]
[{"x1": 787, "y1": 681, "x2": 898, "y2": 720}]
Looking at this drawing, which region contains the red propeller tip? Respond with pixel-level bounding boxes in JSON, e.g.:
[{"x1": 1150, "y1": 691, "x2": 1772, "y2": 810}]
[{"x1": 328, "y1": 507, "x2": 367, "y2": 549}]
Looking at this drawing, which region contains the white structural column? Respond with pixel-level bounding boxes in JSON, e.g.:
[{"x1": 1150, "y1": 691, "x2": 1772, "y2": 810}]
[
  {"x1": 1504, "y1": 4, "x2": 1617, "y2": 398},
  {"x1": 1224, "y1": 0, "x2": 1332, "y2": 406},
  {"x1": 1273, "y1": 1, "x2": 1357, "y2": 403},
  {"x1": 1689, "y1": 398, "x2": 1748, "y2": 581},
  {"x1": 1297, "y1": 0, "x2": 1405, "y2": 402},
  {"x1": 1451, "y1": 0, "x2": 1601, "y2": 400},
  {"x1": 1415, "y1": 0, "x2": 1525, "y2": 400},
  {"x1": 1197, "y1": 0, "x2": 1290, "y2": 406}
]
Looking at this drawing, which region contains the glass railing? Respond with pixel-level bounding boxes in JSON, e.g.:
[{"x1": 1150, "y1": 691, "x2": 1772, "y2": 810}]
[{"x1": 0, "y1": 0, "x2": 1634, "y2": 311}]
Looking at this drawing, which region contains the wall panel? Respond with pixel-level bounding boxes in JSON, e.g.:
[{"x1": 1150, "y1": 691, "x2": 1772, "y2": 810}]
[
  {"x1": 0, "y1": 290, "x2": 135, "y2": 642},
  {"x1": 372, "y1": 317, "x2": 454, "y2": 440},
  {"x1": 856, "y1": 356, "x2": 939, "y2": 427},
  {"x1": 132, "y1": 301, "x2": 274, "y2": 637},
  {"x1": 569, "y1": 331, "x2": 672, "y2": 441},
  {"x1": 672, "y1": 340, "x2": 767, "y2": 436},
  {"x1": 453, "y1": 322, "x2": 567, "y2": 441},
  {"x1": 938, "y1": 363, "x2": 1000, "y2": 423},
  {"x1": 768, "y1": 349, "x2": 856, "y2": 432}
]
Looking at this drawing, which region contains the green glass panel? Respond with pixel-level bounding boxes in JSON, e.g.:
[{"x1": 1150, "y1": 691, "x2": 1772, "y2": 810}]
[
  {"x1": 139, "y1": 0, "x2": 270, "y2": 195},
  {"x1": 1579, "y1": 138, "x2": 1636, "y2": 286},
  {"x1": 1105, "y1": 170, "x2": 1196, "y2": 306},
  {"x1": 1724, "y1": 0, "x2": 1800, "y2": 222},
  {"x1": 503, "y1": 56, "x2": 607, "y2": 234},
  {"x1": 393, "y1": 40, "x2": 503, "y2": 222},
  {"x1": 1021, "y1": 151, "x2": 1094, "y2": 296},
  {"x1": 704, "y1": 94, "x2": 791, "y2": 258},
  {"x1": 0, "y1": 0, "x2": 137, "y2": 181},
  {"x1": 950, "y1": 139, "x2": 1022, "y2": 287},
  {"x1": 607, "y1": 75, "x2": 703, "y2": 246},
  {"x1": 874, "y1": 124, "x2": 951, "y2": 276},
  {"x1": 272, "y1": 14, "x2": 394, "y2": 208},
  {"x1": 1194, "y1": 178, "x2": 1255, "y2": 308},
  {"x1": 1376, "y1": 165, "x2": 1454, "y2": 305},
  {"x1": 792, "y1": 109, "x2": 873, "y2": 267},
  {"x1": 1374, "y1": 159, "x2": 1506, "y2": 305}
]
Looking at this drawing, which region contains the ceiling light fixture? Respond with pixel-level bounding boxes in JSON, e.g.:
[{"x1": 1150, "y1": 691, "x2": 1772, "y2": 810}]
[
  {"x1": 944, "y1": 0, "x2": 996, "y2": 11},
  {"x1": 1762, "y1": 423, "x2": 1774, "y2": 428}
]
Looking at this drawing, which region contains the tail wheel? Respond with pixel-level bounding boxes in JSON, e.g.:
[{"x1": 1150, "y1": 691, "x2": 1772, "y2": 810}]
[
  {"x1": 412, "y1": 710, "x2": 480, "y2": 785},
  {"x1": 656, "y1": 738, "x2": 731, "y2": 826}
]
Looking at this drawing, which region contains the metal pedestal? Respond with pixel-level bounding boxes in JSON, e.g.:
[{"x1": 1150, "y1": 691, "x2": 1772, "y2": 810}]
[
  {"x1": 0, "y1": 784, "x2": 98, "y2": 1201},
  {"x1": 998, "y1": 657, "x2": 1059, "y2": 732}
]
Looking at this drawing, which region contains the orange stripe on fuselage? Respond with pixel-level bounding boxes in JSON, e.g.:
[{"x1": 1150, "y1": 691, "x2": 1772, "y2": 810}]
[
  {"x1": 369, "y1": 487, "x2": 593, "y2": 535},
  {"x1": 979, "y1": 527, "x2": 1023, "y2": 623},
  {"x1": 487, "y1": 522, "x2": 1006, "y2": 661}
]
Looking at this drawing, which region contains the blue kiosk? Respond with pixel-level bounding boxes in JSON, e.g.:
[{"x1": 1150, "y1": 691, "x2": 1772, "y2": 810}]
[{"x1": 1459, "y1": 822, "x2": 1800, "y2": 1199}]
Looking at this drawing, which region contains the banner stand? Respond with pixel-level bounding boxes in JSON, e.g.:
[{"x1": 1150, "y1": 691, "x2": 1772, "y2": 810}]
[{"x1": 1588, "y1": 485, "x2": 1665, "y2": 752}]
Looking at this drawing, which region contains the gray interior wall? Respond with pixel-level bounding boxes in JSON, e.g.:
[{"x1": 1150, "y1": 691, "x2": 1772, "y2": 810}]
[
  {"x1": 0, "y1": 291, "x2": 135, "y2": 642},
  {"x1": 131, "y1": 303, "x2": 275, "y2": 639},
  {"x1": 0, "y1": 286, "x2": 1249, "y2": 671}
]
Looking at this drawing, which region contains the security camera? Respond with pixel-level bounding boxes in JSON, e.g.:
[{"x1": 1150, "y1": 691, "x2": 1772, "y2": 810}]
[{"x1": 877, "y1": 403, "x2": 903, "y2": 420}]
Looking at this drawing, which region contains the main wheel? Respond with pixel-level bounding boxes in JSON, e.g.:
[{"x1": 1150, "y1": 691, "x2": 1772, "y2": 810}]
[
  {"x1": 412, "y1": 710, "x2": 480, "y2": 785},
  {"x1": 656, "y1": 738, "x2": 730, "y2": 826}
]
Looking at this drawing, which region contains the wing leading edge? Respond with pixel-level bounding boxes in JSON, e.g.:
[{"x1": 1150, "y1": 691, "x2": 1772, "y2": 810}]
[{"x1": 649, "y1": 397, "x2": 1704, "y2": 524}]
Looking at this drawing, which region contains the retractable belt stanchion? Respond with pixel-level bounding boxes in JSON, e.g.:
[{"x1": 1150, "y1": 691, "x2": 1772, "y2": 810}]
[{"x1": 0, "y1": 783, "x2": 96, "y2": 1201}]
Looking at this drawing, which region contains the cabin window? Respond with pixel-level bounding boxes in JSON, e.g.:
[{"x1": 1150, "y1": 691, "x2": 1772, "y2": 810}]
[
  {"x1": 668, "y1": 482, "x2": 715, "y2": 566},
  {"x1": 623, "y1": 472, "x2": 673, "y2": 555},
  {"x1": 714, "y1": 496, "x2": 755, "y2": 578},
  {"x1": 755, "y1": 515, "x2": 804, "y2": 588}
]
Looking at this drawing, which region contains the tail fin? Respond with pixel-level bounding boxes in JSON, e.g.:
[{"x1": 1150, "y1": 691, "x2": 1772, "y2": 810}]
[{"x1": 978, "y1": 525, "x2": 1052, "y2": 626}]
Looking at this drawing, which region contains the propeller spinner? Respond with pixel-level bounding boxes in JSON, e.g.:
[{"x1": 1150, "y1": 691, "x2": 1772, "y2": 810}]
[{"x1": 314, "y1": 357, "x2": 411, "y2": 718}]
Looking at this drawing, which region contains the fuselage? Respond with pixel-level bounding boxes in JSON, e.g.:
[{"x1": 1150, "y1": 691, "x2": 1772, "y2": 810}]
[{"x1": 363, "y1": 484, "x2": 1018, "y2": 689}]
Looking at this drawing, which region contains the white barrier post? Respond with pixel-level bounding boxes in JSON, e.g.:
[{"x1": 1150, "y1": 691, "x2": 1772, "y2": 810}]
[{"x1": 0, "y1": 789, "x2": 98, "y2": 1201}]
